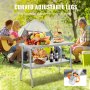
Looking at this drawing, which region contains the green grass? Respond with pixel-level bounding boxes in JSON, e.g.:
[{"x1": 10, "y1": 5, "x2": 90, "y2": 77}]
[{"x1": 0, "y1": 56, "x2": 90, "y2": 90}]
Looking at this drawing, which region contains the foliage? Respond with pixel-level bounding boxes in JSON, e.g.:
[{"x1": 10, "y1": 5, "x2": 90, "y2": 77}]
[{"x1": 14, "y1": 0, "x2": 90, "y2": 38}]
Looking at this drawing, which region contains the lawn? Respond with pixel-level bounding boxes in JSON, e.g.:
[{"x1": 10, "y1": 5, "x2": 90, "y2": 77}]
[{"x1": 0, "y1": 55, "x2": 90, "y2": 90}]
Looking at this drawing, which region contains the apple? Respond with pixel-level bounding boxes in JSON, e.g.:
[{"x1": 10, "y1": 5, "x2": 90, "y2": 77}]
[
  {"x1": 37, "y1": 41, "x2": 40, "y2": 45},
  {"x1": 40, "y1": 33, "x2": 45, "y2": 38},
  {"x1": 30, "y1": 35, "x2": 34, "y2": 39}
]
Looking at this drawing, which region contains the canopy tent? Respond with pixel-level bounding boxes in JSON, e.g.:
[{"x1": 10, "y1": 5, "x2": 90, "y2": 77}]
[{"x1": 18, "y1": 19, "x2": 52, "y2": 37}]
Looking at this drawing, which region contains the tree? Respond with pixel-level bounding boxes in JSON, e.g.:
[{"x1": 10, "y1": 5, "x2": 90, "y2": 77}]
[
  {"x1": 15, "y1": 0, "x2": 90, "y2": 39},
  {"x1": 69, "y1": 0, "x2": 77, "y2": 39},
  {"x1": 62, "y1": 0, "x2": 90, "y2": 39}
]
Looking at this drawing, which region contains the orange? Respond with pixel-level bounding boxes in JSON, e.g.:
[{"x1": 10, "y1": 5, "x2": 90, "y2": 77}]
[
  {"x1": 35, "y1": 34, "x2": 40, "y2": 38},
  {"x1": 45, "y1": 39, "x2": 50, "y2": 45}
]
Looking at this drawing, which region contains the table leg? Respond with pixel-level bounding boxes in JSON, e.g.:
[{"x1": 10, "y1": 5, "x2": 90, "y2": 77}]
[
  {"x1": 70, "y1": 46, "x2": 72, "y2": 69},
  {"x1": 29, "y1": 67, "x2": 34, "y2": 87},
  {"x1": 29, "y1": 49, "x2": 34, "y2": 87},
  {"x1": 20, "y1": 47, "x2": 24, "y2": 80},
  {"x1": 60, "y1": 46, "x2": 62, "y2": 61},
  {"x1": 20, "y1": 66, "x2": 24, "y2": 80},
  {"x1": 58, "y1": 46, "x2": 62, "y2": 73}
]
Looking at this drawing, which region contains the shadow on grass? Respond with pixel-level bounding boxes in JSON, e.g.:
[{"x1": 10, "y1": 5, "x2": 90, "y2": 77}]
[
  {"x1": 0, "y1": 56, "x2": 30, "y2": 68},
  {"x1": 23, "y1": 72, "x2": 63, "y2": 87},
  {"x1": 0, "y1": 59, "x2": 21, "y2": 68}
]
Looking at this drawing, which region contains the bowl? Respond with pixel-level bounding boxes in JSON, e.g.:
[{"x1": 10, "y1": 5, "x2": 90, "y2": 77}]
[{"x1": 33, "y1": 57, "x2": 46, "y2": 64}]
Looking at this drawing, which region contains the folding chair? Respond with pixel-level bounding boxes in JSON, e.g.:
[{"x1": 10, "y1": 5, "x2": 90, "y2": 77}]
[{"x1": 0, "y1": 49, "x2": 8, "y2": 64}]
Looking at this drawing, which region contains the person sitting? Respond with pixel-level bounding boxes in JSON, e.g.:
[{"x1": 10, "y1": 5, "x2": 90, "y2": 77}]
[
  {"x1": 71, "y1": 18, "x2": 90, "y2": 64},
  {"x1": 0, "y1": 20, "x2": 22, "y2": 64},
  {"x1": 9, "y1": 21, "x2": 22, "y2": 63},
  {"x1": 0, "y1": 20, "x2": 13, "y2": 42}
]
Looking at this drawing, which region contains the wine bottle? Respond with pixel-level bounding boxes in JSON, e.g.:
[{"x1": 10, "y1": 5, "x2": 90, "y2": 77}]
[{"x1": 49, "y1": 48, "x2": 54, "y2": 62}]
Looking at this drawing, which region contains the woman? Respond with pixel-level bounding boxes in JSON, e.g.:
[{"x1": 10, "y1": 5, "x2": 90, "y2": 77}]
[
  {"x1": 10, "y1": 21, "x2": 20, "y2": 39},
  {"x1": 8, "y1": 21, "x2": 22, "y2": 63}
]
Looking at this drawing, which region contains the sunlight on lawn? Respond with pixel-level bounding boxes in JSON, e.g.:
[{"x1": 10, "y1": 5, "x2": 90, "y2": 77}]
[{"x1": 0, "y1": 58, "x2": 90, "y2": 90}]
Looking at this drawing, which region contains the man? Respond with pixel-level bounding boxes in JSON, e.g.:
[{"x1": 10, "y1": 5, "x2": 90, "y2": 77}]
[
  {"x1": 72, "y1": 18, "x2": 90, "y2": 64},
  {"x1": 0, "y1": 20, "x2": 13, "y2": 42},
  {"x1": 0, "y1": 20, "x2": 21, "y2": 64}
]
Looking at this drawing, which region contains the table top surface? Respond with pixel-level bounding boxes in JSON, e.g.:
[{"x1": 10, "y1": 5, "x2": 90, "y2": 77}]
[{"x1": 20, "y1": 41, "x2": 74, "y2": 49}]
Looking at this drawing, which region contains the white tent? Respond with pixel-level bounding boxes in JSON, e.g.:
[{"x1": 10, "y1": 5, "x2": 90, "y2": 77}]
[{"x1": 18, "y1": 19, "x2": 50, "y2": 37}]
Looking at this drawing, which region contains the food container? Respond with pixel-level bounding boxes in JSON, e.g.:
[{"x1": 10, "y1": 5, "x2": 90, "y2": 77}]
[
  {"x1": 82, "y1": 51, "x2": 90, "y2": 66},
  {"x1": 33, "y1": 57, "x2": 46, "y2": 64}
]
